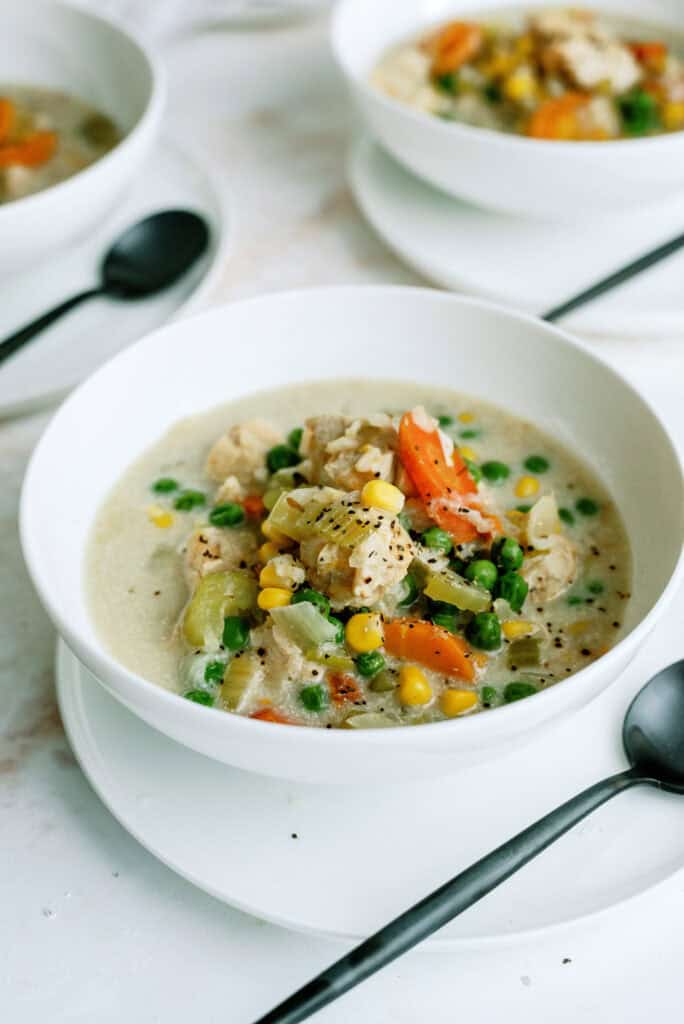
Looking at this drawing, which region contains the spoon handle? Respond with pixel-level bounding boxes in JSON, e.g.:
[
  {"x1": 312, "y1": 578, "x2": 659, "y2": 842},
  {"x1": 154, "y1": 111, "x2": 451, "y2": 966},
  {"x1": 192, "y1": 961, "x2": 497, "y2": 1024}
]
[
  {"x1": 254, "y1": 768, "x2": 641, "y2": 1024},
  {"x1": 0, "y1": 287, "x2": 103, "y2": 366}
]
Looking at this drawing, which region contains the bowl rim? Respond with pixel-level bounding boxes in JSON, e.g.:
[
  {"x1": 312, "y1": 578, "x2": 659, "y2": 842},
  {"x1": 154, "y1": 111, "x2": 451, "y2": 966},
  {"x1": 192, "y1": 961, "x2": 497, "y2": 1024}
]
[
  {"x1": 0, "y1": 0, "x2": 166, "y2": 220},
  {"x1": 331, "y1": 0, "x2": 684, "y2": 154},
  {"x1": 19, "y1": 285, "x2": 684, "y2": 747}
]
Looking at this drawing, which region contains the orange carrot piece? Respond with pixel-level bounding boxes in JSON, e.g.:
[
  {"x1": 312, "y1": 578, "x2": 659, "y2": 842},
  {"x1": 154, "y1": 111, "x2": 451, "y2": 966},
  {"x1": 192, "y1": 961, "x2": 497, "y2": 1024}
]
[
  {"x1": 0, "y1": 98, "x2": 16, "y2": 144},
  {"x1": 384, "y1": 618, "x2": 475, "y2": 682},
  {"x1": 0, "y1": 131, "x2": 57, "y2": 168},
  {"x1": 328, "y1": 673, "x2": 364, "y2": 707},
  {"x1": 250, "y1": 707, "x2": 292, "y2": 724},
  {"x1": 427, "y1": 21, "x2": 484, "y2": 76},
  {"x1": 527, "y1": 94, "x2": 590, "y2": 140},
  {"x1": 398, "y1": 411, "x2": 498, "y2": 543},
  {"x1": 629, "y1": 41, "x2": 668, "y2": 72},
  {"x1": 243, "y1": 493, "x2": 265, "y2": 520}
]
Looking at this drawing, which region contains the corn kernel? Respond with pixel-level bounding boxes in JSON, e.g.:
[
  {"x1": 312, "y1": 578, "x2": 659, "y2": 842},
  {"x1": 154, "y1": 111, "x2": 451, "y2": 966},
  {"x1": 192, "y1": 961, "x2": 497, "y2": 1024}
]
[
  {"x1": 568, "y1": 620, "x2": 590, "y2": 635},
  {"x1": 258, "y1": 541, "x2": 280, "y2": 563},
  {"x1": 663, "y1": 102, "x2": 684, "y2": 131},
  {"x1": 503, "y1": 71, "x2": 538, "y2": 102},
  {"x1": 257, "y1": 587, "x2": 292, "y2": 611},
  {"x1": 345, "y1": 612, "x2": 384, "y2": 653},
  {"x1": 398, "y1": 665, "x2": 432, "y2": 706},
  {"x1": 441, "y1": 688, "x2": 478, "y2": 717},
  {"x1": 147, "y1": 505, "x2": 174, "y2": 529},
  {"x1": 259, "y1": 564, "x2": 293, "y2": 590},
  {"x1": 515, "y1": 476, "x2": 540, "y2": 499},
  {"x1": 360, "y1": 479, "x2": 405, "y2": 515},
  {"x1": 502, "y1": 620, "x2": 535, "y2": 640},
  {"x1": 458, "y1": 411, "x2": 475, "y2": 424},
  {"x1": 261, "y1": 520, "x2": 293, "y2": 548},
  {"x1": 459, "y1": 445, "x2": 477, "y2": 462}
]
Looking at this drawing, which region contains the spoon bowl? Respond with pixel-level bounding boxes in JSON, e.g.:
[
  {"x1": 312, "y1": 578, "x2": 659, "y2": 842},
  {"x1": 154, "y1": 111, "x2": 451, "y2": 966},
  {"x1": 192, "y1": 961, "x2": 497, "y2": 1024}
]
[{"x1": 624, "y1": 659, "x2": 684, "y2": 792}]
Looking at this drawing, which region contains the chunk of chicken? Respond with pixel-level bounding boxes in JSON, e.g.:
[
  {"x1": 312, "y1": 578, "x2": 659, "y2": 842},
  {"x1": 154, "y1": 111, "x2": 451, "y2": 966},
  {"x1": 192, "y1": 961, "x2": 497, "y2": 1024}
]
[
  {"x1": 299, "y1": 511, "x2": 415, "y2": 608},
  {"x1": 531, "y1": 8, "x2": 641, "y2": 95},
  {"x1": 522, "y1": 535, "x2": 578, "y2": 603},
  {"x1": 206, "y1": 419, "x2": 283, "y2": 489},
  {"x1": 183, "y1": 526, "x2": 258, "y2": 589},
  {"x1": 300, "y1": 414, "x2": 398, "y2": 491},
  {"x1": 263, "y1": 553, "x2": 306, "y2": 591},
  {"x1": 214, "y1": 474, "x2": 246, "y2": 505},
  {"x1": 252, "y1": 623, "x2": 323, "y2": 695}
]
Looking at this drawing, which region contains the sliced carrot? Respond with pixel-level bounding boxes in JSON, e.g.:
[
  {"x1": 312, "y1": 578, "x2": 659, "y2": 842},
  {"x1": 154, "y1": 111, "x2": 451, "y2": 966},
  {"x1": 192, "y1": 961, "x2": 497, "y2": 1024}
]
[
  {"x1": 398, "y1": 411, "x2": 498, "y2": 543},
  {"x1": 527, "y1": 94, "x2": 590, "y2": 141},
  {"x1": 250, "y1": 707, "x2": 292, "y2": 724},
  {"x1": 384, "y1": 618, "x2": 475, "y2": 682},
  {"x1": 0, "y1": 98, "x2": 16, "y2": 144},
  {"x1": 328, "y1": 673, "x2": 364, "y2": 707},
  {"x1": 0, "y1": 131, "x2": 57, "y2": 168},
  {"x1": 427, "y1": 21, "x2": 484, "y2": 76},
  {"x1": 629, "y1": 41, "x2": 668, "y2": 73},
  {"x1": 243, "y1": 493, "x2": 265, "y2": 520}
]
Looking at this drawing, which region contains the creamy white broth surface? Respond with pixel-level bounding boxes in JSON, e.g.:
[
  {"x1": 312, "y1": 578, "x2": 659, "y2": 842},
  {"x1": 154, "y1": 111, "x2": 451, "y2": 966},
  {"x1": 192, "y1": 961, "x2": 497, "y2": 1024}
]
[{"x1": 87, "y1": 379, "x2": 631, "y2": 727}]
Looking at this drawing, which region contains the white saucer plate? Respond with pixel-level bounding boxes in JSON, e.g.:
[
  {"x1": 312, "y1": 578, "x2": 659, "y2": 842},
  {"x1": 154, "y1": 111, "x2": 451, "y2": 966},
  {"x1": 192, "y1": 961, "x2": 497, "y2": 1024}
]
[
  {"x1": 57, "y1": 607, "x2": 684, "y2": 949},
  {"x1": 349, "y1": 136, "x2": 684, "y2": 339},
  {"x1": 0, "y1": 136, "x2": 231, "y2": 419}
]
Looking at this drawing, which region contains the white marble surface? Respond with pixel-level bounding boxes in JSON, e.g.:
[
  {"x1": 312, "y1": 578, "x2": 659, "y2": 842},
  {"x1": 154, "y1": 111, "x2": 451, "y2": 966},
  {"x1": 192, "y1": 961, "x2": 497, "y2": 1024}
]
[{"x1": 4, "y1": 10, "x2": 684, "y2": 1022}]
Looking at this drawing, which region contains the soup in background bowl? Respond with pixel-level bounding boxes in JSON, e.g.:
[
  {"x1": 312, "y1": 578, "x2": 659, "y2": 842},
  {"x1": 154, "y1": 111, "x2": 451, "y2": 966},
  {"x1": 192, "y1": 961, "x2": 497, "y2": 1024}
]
[
  {"x1": 19, "y1": 289, "x2": 684, "y2": 782},
  {"x1": 87, "y1": 381, "x2": 631, "y2": 730}
]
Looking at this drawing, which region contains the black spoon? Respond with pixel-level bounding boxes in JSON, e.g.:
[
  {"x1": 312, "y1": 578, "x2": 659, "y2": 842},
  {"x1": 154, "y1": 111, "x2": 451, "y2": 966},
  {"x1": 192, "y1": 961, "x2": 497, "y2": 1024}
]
[
  {"x1": 254, "y1": 659, "x2": 684, "y2": 1024},
  {"x1": 0, "y1": 209, "x2": 210, "y2": 366}
]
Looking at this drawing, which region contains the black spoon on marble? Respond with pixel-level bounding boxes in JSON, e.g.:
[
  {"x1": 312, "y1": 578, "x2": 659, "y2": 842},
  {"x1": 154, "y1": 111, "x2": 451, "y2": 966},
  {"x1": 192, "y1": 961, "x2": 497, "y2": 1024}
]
[
  {"x1": 253, "y1": 659, "x2": 684, "y2": 1024},
  {"x1": 0, "y1": 209, "x2": 209, "y2": 366}
]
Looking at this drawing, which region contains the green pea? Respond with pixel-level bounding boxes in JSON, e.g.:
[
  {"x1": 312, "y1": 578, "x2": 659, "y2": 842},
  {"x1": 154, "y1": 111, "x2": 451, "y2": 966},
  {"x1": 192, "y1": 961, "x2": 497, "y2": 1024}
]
[
  {"x1": 209, "y1": 502, "x2": 245, "y2": 528},
  {"x1": 484, "y1": 81, "x2": 502, "y2": 103},
  {"x1": 567, "y1": 595, "x2": 584, "y2": 606},
  {"x1": 204, "y1": 660, "x2": 226, "y2": 683},
  {"x1": 480, "y1": 685, "x2": 498, "y2": 707},
  {"x1": 173, "y1": 489, "x2": 206, "y2": 511},
  {"x1": 464, "y1": 558, "x2": 498, "y2": 591},
  {"x1": 619, "y1": 89, "x2": 660, "y2": 136},
  {"x1": 491, "y1": 536, "x2": 524, "y2": 572},
  {"x1": 481, "y1": 461, "x2": 510, "y2": 484},
  {"x1": 327, "y1": 615, "x2": 345, "y2": 645},
  {"x1": 436, "y1": 70, "x2": 459, "y2": 94},
  {"x1": 524, "y1": 455, "x2": 549, "y2": 474},
  {"x1": 398, "y1": 573, "x2": 419, "y2": 608},
  {"x1": 497, "y1": 572, "x2": 529, "y2": 613},
  {"x1": 152, "y1": 477, "x2": 179, "y2": 493},
  {"x1": 449, "y1": 555, "x2": 466, "y2": 575},
  {"x1": 292, "y1": 588, "x2": 331, "y2": 617},
  {"x1": 287, "y1": 427, "x2": 303, "y2": 452},
  {"x1": 559, "y1": 507, "x2": 575, "y2": 526},
  {"x1": 432, "y1": 612, "x2": 458, "y2": 634},
  {"x1": 459, "y1": 428, "x2": 481, "y2": 440},
  {"x1": 587, "y1": 580, "x2": 604, "y2": 595},
  {"x1": 184, "y1": 689, "x2": 214, "y2": 706},
  {"x1": 437, "y1": 414, "x2": 454, "y2": 428},
  {"x1": 576, "y1": 498, "x2": 599, "y2": 517},
  {"x1": 516, "y1": 504, "x2": 531, "y2": 514},
  {"x1": 299, "y1": 684, "x2": 328, "y2": 712},
  {"x1": 266, "y1": 444, "x2": 300, "y2": 474},
  {"x1": 464, "y1": 459, "x2": 482, "y2": 484},
  {"x1": 466, "y1": 612, "x2": 502, "y2": 651},
  {"x1": 503, "y1": 681, "x2": 537, "y2": 703},
  {"x1": 421, "y1": 527, "x2": 453, "y2": 555},
  {"x1": 222, "y1": 616, "x2": 249, "y2": 652},
  {"x1": 356, "y1": 651, "x2": 386, "y2": 678}
]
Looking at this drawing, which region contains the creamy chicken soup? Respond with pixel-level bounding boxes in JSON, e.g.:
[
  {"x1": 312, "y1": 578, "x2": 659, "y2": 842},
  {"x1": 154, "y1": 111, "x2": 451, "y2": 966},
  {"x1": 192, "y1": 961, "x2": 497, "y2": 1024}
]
[
  {"x1": 0, "y1": 86, "x2": 120, "y2": 204},
  {"x1": 87, "y1": 380, "x2": 631, "y2": 729},
  {"x1": 372, "y1": 8, "x2": 684, "y2": 140}
]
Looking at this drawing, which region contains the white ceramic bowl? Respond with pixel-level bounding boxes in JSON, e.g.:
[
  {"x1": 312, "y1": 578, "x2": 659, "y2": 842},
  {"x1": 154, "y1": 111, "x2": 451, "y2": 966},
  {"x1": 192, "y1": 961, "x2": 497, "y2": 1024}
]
[
  {"x1": 0, "y1": 0, "x2": 164, "y2": 276},
  {"x1": 332, "y1": 0, "x2": 684, "y2": 219},
  {"x1": 20, "y1": 288, "x2": 684, "y2": 783}
]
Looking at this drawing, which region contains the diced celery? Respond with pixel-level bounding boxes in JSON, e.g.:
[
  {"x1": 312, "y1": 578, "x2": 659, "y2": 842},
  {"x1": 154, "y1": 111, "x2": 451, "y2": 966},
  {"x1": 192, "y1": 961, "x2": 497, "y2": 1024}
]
[
  {"x1": 270, "y1": 602, "x2": 339, "y2": 649},
  {"x1": 182, "y1": 571, "x2": 258, "y2": 650},
  {"x1": 344, "y1": 712, "x2": 396, "y2": 729},
  {"x1": 220, "y1": 651, "x2": 260, "y2": 709},
  {"x1": 369, "y1": 670, "x2": 397, "y2": 693},
  {"x1": 424, "y1": 569, "x2": 491, "y2": 614},
  {"x1": 266, "y1": 488, "x2": 388, "y2": 548},
  {"x1": 507, "y1": 636, "x2": 542, "y2": 667},
  {"x1": 304, "y1": 648, "x2": 356, "y2": 674}
]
